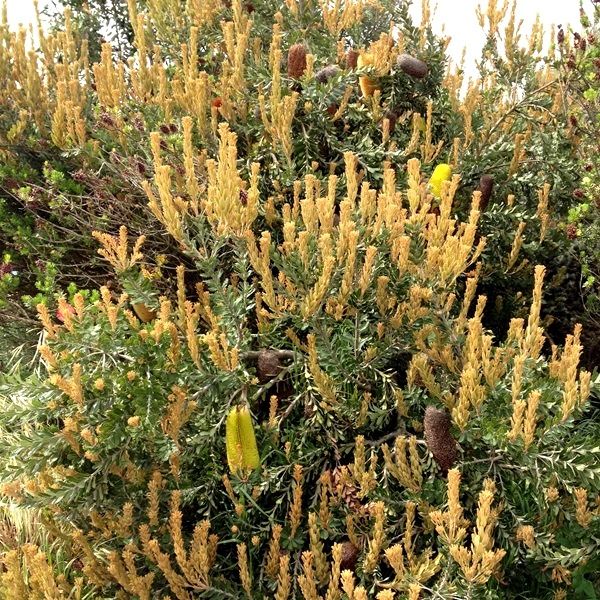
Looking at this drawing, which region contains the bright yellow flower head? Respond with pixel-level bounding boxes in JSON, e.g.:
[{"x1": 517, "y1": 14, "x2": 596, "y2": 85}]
[
  {"x1": 429, "y1": 163, "x2": 452, "y2": 198},
  {"x1": 357, "y1": 52, "x2": 374, "y2": 69},
  {"x1": 357, "y1": 52, "x2": 379, "y2": 98}
]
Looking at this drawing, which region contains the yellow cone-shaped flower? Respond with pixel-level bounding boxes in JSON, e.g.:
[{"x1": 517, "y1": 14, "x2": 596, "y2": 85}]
[
  {"x1": 132, "y1": 302, "x2": 156, "y2": 323},
  {"x1": 226, "y1": 405, "x2": 260, "y2": 474},
  {"x1": 357, "y1": 52, "x2": 380, "y2": 98},
  {"x1": 429, "y1": 163, "x2": 452, "y2": 198}
]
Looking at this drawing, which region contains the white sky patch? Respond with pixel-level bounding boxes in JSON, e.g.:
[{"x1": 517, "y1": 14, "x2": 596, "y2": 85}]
[
  {"x1": 409, "y1": 0, "x2": 583, "y2": 78},
  {"x1": 5, "y1": 0, "x2": 38, "y2": 29}
]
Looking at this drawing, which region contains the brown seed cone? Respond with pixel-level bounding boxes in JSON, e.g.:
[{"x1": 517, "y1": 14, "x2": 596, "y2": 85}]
[
  {"x1": 383, "y1": 110, "x2": 398, "y2": 134},
  {"x1": 346, "y1": 49, "x2": 359, "y2": 69},
  {"x1": 287, "y1": 43, "x2": 308, "y2": 79},
  {"x1": 478, "y1": 174, "x2": 494, "y2": 212},
  {"x1": 397, "y1": 53, "x2": 429, "y2": 79},
  {"x1": 257, "y1": 350, "x2": 282, "y2": 383},
  {"x1": 424, "y1": 406, "x2": 457, "y2": 471},
  {"x1": 339, "y1": 540, "x2": 360, "y2": 571},
  {"x1": 315, "y1": 64, "x2": 340, "y2": 83}
]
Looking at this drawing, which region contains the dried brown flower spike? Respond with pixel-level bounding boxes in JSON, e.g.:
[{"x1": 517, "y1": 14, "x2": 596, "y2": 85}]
[
  {"x1": 339, "y1": 540, "x2": 360, "y2": 571},
  {"x1": 424, "y1": 406, "x2": 457, "y2": 471},
  {"x1": 288, "y1": 43, "x2": 308, "y2": 79},
  {"x1": 346, "y1": 49, "x2": 359, "y2": 69},
  {"x1": 478, "y1": 174, "x2": 494, "y2": 211},
  {"x1": 315, "y1": 65, "x2": 341, "y2": 83},
  {"x1": 397, "y1": 54, "x2": 429, "y2": 79},
  {"x1": 383, "y1": 110, "x2": 398, "y2": 135},
  {"x1": 257, "y1": 349, "x2": 283, "y2": 383}
]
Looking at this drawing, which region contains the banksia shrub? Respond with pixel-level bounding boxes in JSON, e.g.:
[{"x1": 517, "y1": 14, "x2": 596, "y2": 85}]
[
  {"x1": 0, "y1": 0, "x2": 585, "y2": 371},
  {"x1": 559, "y1": 3, "x2": 600, "y2": 356},
  {"x1": 1, "y1": 150, "x2": 599, "y2": 598},
  {"x1": 0, "y1": 0, "x2": 598, "y2": 598}
]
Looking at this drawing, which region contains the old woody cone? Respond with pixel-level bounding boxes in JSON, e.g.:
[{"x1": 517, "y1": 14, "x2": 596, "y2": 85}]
[
  {"x1": 315, "y1": 64, "x2": 340, "y2": 83},
  {"x1": 340, "y1": 540, "x2": 360, "y2": 571},
  {"x1": 257, "y1": 350, "x2": 282, "y2": 383},
  {"x1": 397, "y1": 53, "x2": 429, "y2": 79},
  {"x1": 478, "y1": 174, "x2": 494, "y2": 211},
  {"x1": 424, "y1": 406, "x2": 457, "y2": 471}
]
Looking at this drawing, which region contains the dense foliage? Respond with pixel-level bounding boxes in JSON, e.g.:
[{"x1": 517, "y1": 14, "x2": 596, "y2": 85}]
[
  {"x1": 560, "y1": 4, "x2": 600, "y2": 329},
  {"x1": 0, "y1": 0, "x2": 593, "y2": 365},
  {"x1": 0, "y1": 0, "x2": 599, "y2": 599}
]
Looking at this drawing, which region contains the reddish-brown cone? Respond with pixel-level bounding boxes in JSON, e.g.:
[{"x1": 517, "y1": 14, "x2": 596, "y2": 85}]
[
  {"x1": 397, "y1": 54, "x2": 429, "y2": 79},
  {"x1": 383, "y1": 111, "x2": 398, "y2": 135},
  {"x1": 346, "y1": 49, "x2": 359, "y2": 69},
  {"x1": 478, "y1": 174, "x2": 494, "y2": 211},
  {"x1": 257, "y1": 350, "x2": 282, "y2": 383},
  {"x1": 424, "y1": 406, "x2": 457, "y2": 471},
  {"x1": 287, "y1": 43, "x2": 308, "y2": 79},
  {"x1": 327, "y1": 103, "x2": 339, "y2": 117},
  {"x1": 340, "y1": 540, "x2": 360, "y2": 571}
]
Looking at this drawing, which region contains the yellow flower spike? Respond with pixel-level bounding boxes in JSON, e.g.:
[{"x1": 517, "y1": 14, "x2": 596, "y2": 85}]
[
  {"x1": 226, "y1": 405, "x2": 261, "y2": 475},
  {"x1": 429, "y1": 163, "x2": 452, "y2": 199},
  {"x1": 357, "y1": 53, "x2": 380, "y2": 98}
]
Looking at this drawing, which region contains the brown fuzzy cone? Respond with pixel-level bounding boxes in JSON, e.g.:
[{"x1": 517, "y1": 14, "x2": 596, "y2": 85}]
[
  {"x1": 257, "y1": 350, "x2": 282, "y2": 383},
  {"x1": 424, "y1": 406, "x2": 457, "y2": 471},
  {"x1": 346, "y1": 49, "x2": 359, "y2": 69},
  {"x1": 287, "y1": 43, "x2": 308, "y2": 79},
  {"x1": 339, "y1": 540, "x2": 360, "y2": 571},
  {"x1": 397, "y1": 53, "x2": 429, "y2": 79},
  {"x1": 315, "y1": 64, "x2": 340, "y2": 83},
  {"x1": 478, "y1": 174, "x2": 494, "y2": 211},
  {"x1": 383, "y1": 110, "x2": 398, "y2": 134}
]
